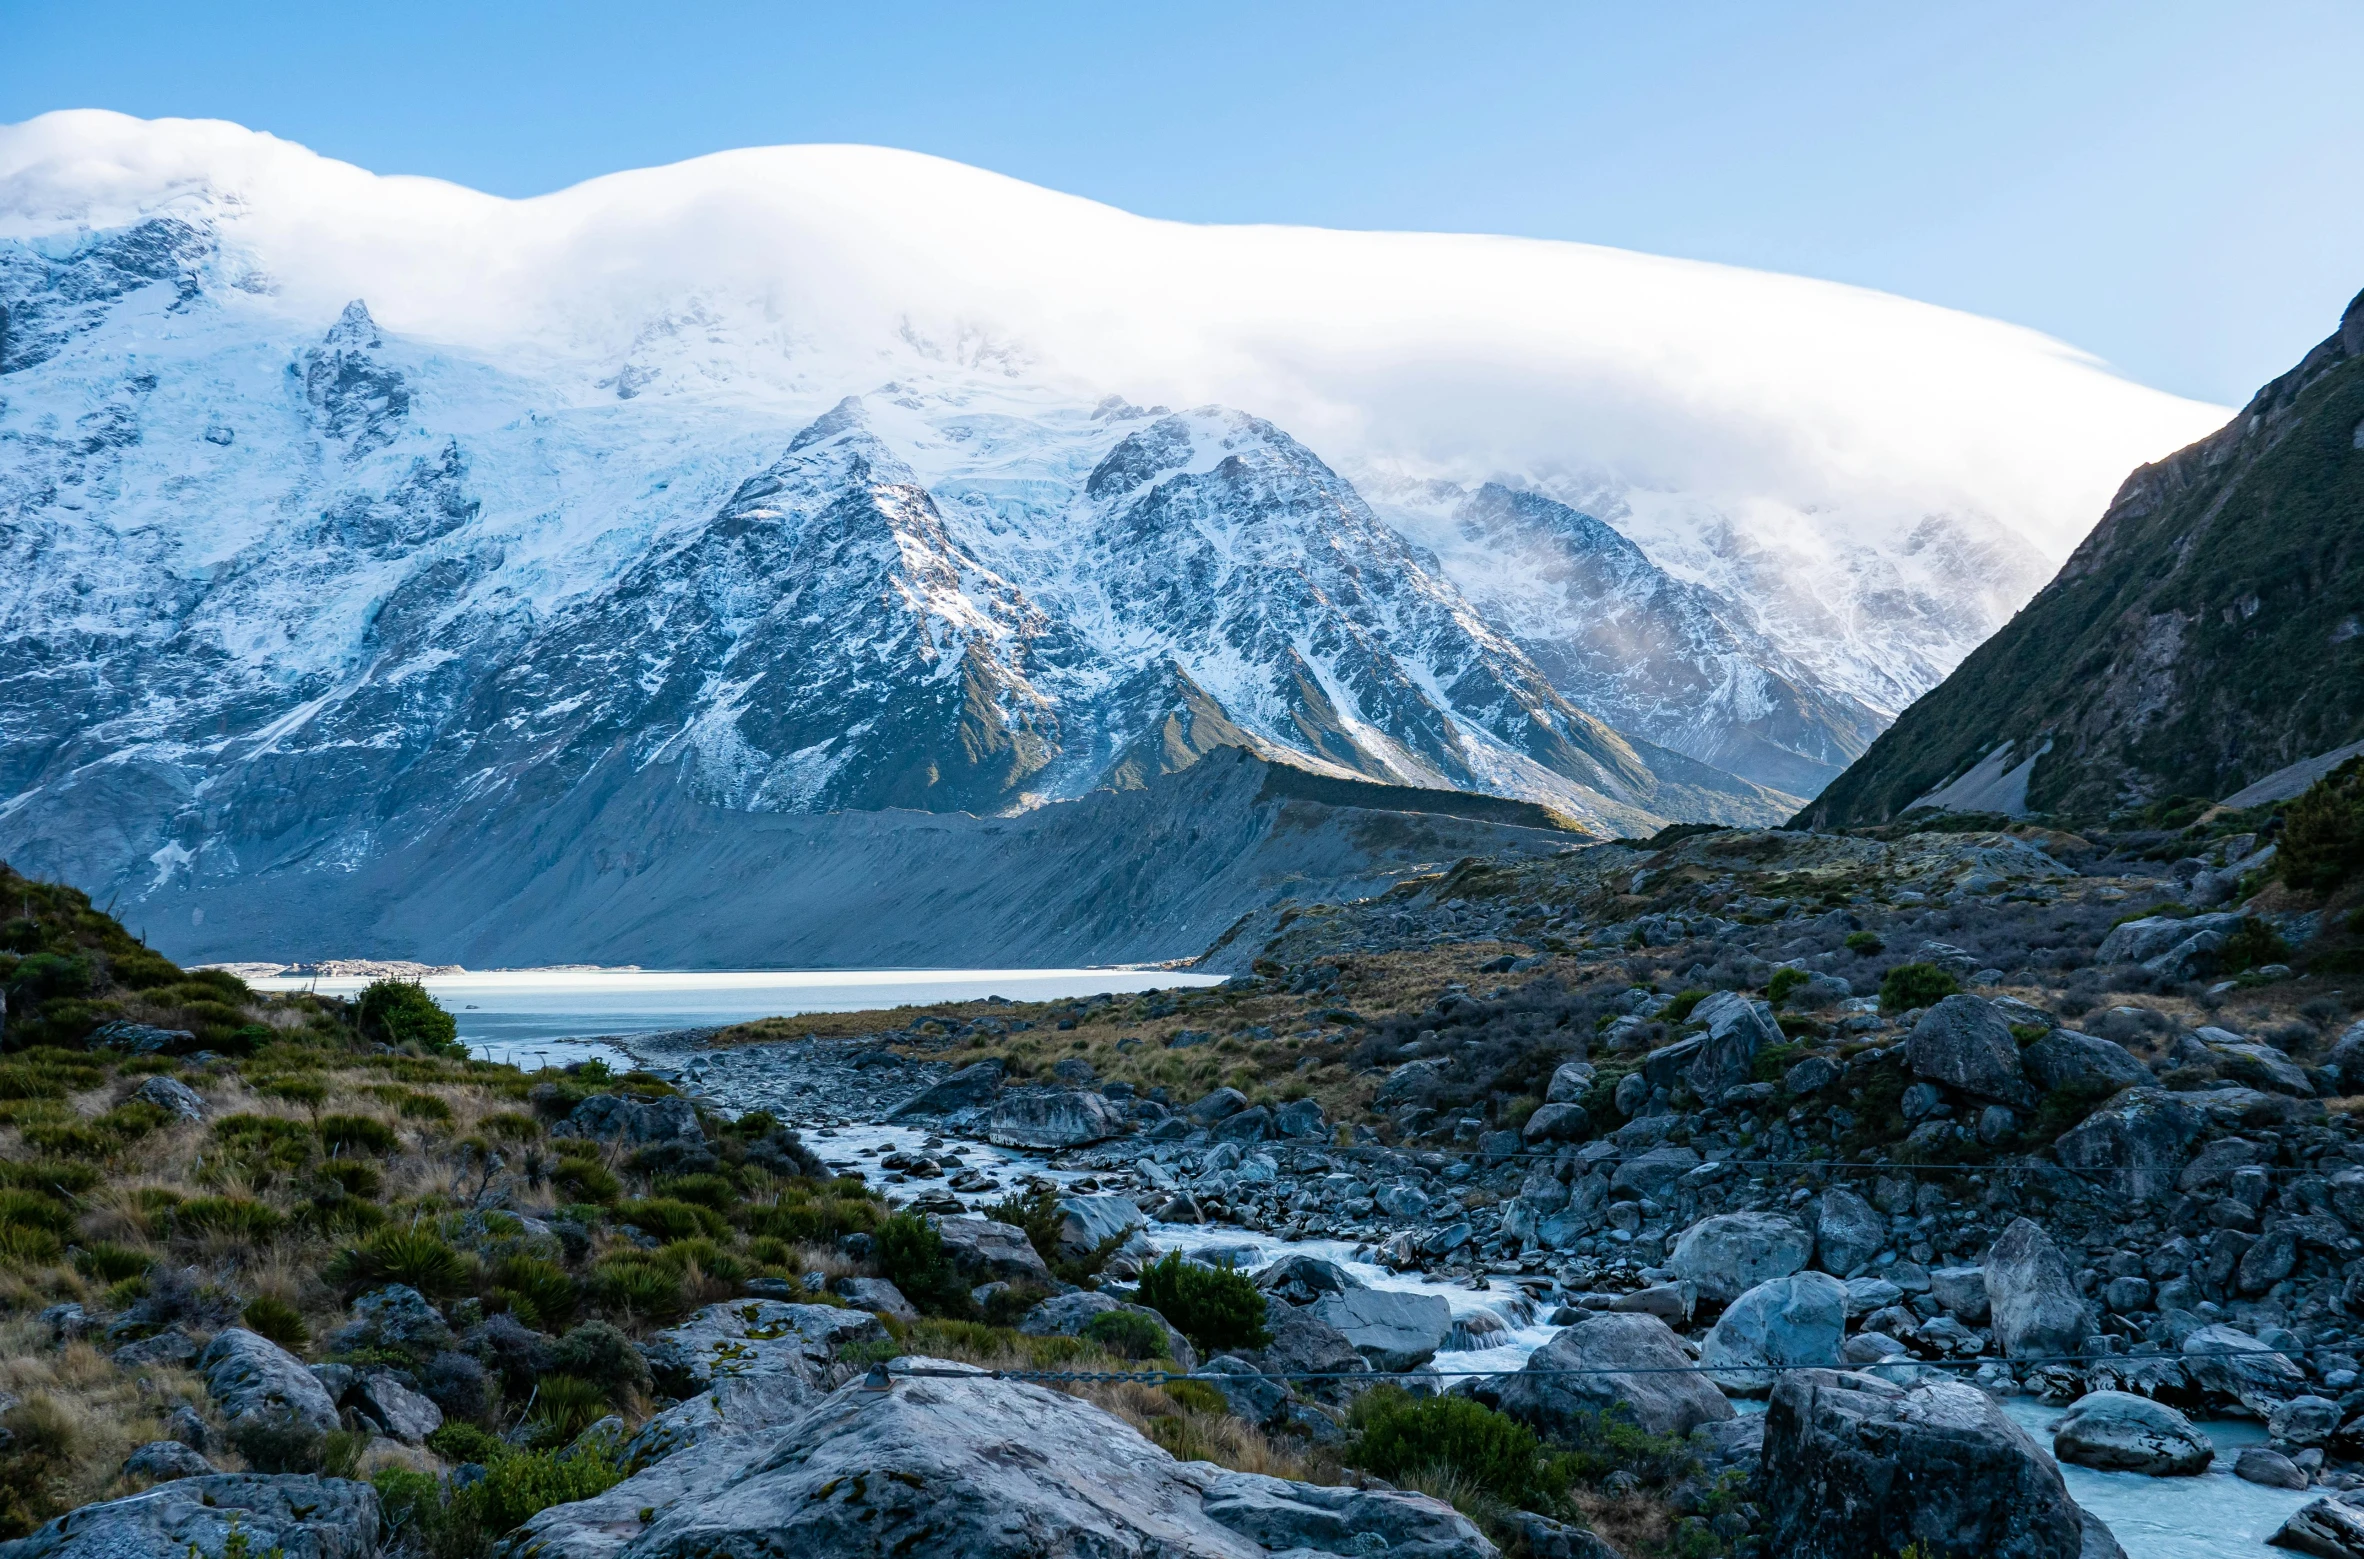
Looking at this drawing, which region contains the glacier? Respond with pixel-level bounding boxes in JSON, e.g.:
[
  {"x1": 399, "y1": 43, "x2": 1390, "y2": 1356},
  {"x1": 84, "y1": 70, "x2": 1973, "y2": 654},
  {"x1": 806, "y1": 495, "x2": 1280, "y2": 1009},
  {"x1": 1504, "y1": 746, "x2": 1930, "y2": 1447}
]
[{"x1": 0, "y1": 112, "x2": 2228, "y2": 963}]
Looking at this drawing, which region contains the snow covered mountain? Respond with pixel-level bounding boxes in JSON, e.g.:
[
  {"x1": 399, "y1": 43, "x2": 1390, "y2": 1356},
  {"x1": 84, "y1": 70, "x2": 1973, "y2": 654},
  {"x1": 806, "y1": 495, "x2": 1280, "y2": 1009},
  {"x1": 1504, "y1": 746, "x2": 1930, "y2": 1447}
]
[{"x1": 0, "y1": 112, "x2": 2227, "y2": 961}]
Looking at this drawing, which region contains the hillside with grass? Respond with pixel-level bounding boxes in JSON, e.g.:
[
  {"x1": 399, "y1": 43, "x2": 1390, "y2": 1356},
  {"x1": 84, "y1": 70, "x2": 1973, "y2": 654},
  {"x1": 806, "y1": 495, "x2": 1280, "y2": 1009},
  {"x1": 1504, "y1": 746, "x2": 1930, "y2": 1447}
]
[{"x1": 1806, "y1": 286, "x2": 2364, "y2": 826}]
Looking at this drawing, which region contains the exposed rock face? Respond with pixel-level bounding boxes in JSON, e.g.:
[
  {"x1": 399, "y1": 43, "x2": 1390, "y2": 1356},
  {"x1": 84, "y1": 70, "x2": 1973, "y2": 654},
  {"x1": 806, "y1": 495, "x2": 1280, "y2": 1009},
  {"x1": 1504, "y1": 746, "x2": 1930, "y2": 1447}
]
[
  {"x1": 552, "y1": 1094, "x2": 705, "y2": 1151},
  {"x1": 1304, "y1": 1286, "x2": 1453, "y2": 1372},
  {"x1": 935, "y1": 1217, "x2": 1061, "y2": 1288},
  {"x1": 131, "y1": 1076, "x2": 206, "y2": 1121},
  {"x1": 1699, "y1": 1272, "x2": 1846, "y2": 1394},
  {"x1": 885, "y1": 1060, "x2": 1004, "y2": 1118},
  {"x1": 120, "y1": 1441, "x2": 215, "y2": 1482},
  {"x1": 621, "y1": 1374, "x2": 820, "y2": 1474},
  {"x1": 2051, "y1": 1391, "x2": 2213, "y2": 1475},
  {"x1": 329, "y1": 1284, "x2": 453, "y2": 1357},
  {"x1": 1760, "y1": 1369, "x2": 2090, "y2": 1559},
  {"x1": 1053, "y1": 1193, "x2": 1146, "y2": 1259},
  {"x1": 349, "y1": 1370, "x2": 441, "y2": 1444},
  {"x1": 2021, "y1": 1030, "x2": 2151, "y2": 1096},
  {"x1": 2271, "y1": 1495, "x2": 2364, "y2": 1557},
  {"x1": 1494, "y1": 1313, "x2": 1733, "y2": 1438},
  {"x1": 1017, "y1": 1291, "x2": 1196, "y2": 1371},
  {"x1": 640, "y1": 1300, "x2": 883, "y2": 1395},
  {"x1": 1985, "y1": 1218, "x2": 2091, "y2": 1359},
  {"x1": 613, "y1": 1359, "x2": 1494, "y2": 1559},
  {"x1": 0, "y1": 1475, "x2": 378, "y2": 1559},
  {"x1": 1906, "y1": 996, "x2": 2035, "y2": 1106},
  {"x1": 1684, "y1": 991, "x2": 1783, "y2": 1098},
  {"x1": 2052, "y1": 1090, "x2": 2204, "y2": 1201},
  {"x1": 988, "y1": 1088, "x2": 1126, "y2": 1149},
  {"x1": 1813, "y1": 1189, "x2": 1884, "y2": 1278},
  {"x1": 2183, "y1": 1323, "x2": 2309, "y2": 1415},
  {"x1": 1669, "y1": 1212, "x2": 1813, "y2": 1304},
  {"x1": 198, "y1": 1329, "x2": 341, "y2": 1433}
]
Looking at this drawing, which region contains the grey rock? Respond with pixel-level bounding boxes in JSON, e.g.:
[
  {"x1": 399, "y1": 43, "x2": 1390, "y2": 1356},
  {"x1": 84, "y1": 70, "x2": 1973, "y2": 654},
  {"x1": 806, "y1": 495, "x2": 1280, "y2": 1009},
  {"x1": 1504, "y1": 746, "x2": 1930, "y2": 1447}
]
[
  {"x1": 198, "y1": 1329, "x2": 340, "y2": 1433},
  {"x1": 1306, "y1": 1287, "x2": 1454, "y2": 1372},
  {"x1": 1495, "y1": 1313, "x2": 1733, "y2": 1439},
  {"x1": 1052, "y1": 1194, "x2": 1146, "y2": 1260},
  {"x1": 1761, "y1": 1370, "x2": 2087, "y2": 1559},
  {"x1": 503, "y1": 1420, "x2": 789, "y2": 1559},
  {"x1": 1669, "y1": 1212, "x2": 1812, "y2": 1304},
  {"x1": 1784, "y1": 1055, "x2": 1840, "y2": 1095},
  {"x1": 131, "y1": 1076, "x2": 206, "y2": 1121},
  {"x1": 2271, "y1": 1495, "x2": 2364, "y2": 1557},
  {"x1": 2053, "y1": 1089, "x2": 2205, "y2": 1201},
  {"x1": 1511, "y1": 1512, "x2": 1624, "y2": 1559},
  {"x1": 1929, "y1": 1265, "x2": 1990, "y2": 1324},
  {"x1": 121, "y1": 1441, "x2": 215, "y2": 1482},
  {"x1": 989, "y1": 1088, "x2": 1126, "y2": 1149},
  {"x1": 1611, "y1": 1145, "x2": 1701, "y2": 1201},
  {"x1": 885, "y1": 1060, "x2": 1004, "y2": 1118},
  {"x1": 1906, "y1": 995, "x2": 2035, "y2": 1106},
  {"x1": 830, "y1": 1277, "x2": 918, "y2": 1322},
  {"x1": 2097, "y1": 912, "x2": 2245, "y2": 965},
  {"x1": 1272, "y1": 1097, "x2": 1328, "y2": 1139},
  {"x1": 552, "y1": 1093, "x2": 704, "y2": 1150},
  {"x1": 2183, "y1": 1323, "x2": 2309, "y2": 1415},
  {"x1": 2051, "y1": 1391, "x2": 2212, "y2": 1475},
  {"x1": 1608, "y1": 1282, "x2": 1695, "y2": 1325},
  {"x1": 1685, "y1": 991, "x2": 1782, "y2": 1098},
  {"x1": 0, "y1": 1475, "x2": 376, "y2": 1559},
  {"x1": 2212, "y1": 1042, "x2": 2316, "y2": 1098},
  {"x1": 2238, "y1": 1446, "x2": 2310, "y2": 1489},
  {"x1": 1214, "y1": 1105, "x2": 1274, "y2": 1144},
  {"x1": 1700, "y1": 1271, "x2": 1846, "y2": 1394},
  {"x1": 1187, "y1": 1086, "x2": 1251, "y2": 1123},
  {"x1": 935, "y1": 1217, "x2": 1060, "y2": 1287},
  {"x1": 1545, "y1": 1061, "x2": 1597, "y2": 1104},
  {"x1": 113, "y1": 1329, "x2": 199, "y2": 1370},
  {"x1": 1613, "y1": 1072, "x2": 1650, "y2": 1117},
  {"x1": 615, "y1": 1359, "x2": 1491, "y2": 1559},
  {"x1": 641, "y1": 1299, "x2": 883, "y2": 1394},
  {"x1": 1985, "y1": 1219, "x2": 2090, "y2": 1360},
  {"x1": 1842, "y1": 1278, "x2": 1905, "y2": 1318},
  {"x1": 164, "y1": 1405, "x2": 211, "y2": 1452},
  {"x1": 329, "y1": 1284, "x2": 454, "y2": 1357},
  {"x1": 1200, "y1": 1355, "x2": 1290, "y2": 1425},
  {"x1": 1522, "y1": 1102, "x2": 1591, "y2": 1143},
  {"x1": 1018, "y1": 1291, "x2": 1195, "y2": 1370},
  {"x1": 2272, "y1": 1396, "x2": 2345, "y2": 1448},
  {"x1": 352, "y1": 1370, "x2": 441, "y2": 1444},
  {"x1": 621, "y1": 1373, "x2": 820, "y2": 1473},
  {"x1": 2022, "y1": 1031, "x2": 2151, "y2": 1096},
  {"x1": 87, "y1": 1021, "x2": 194, "y2": 1054},
  {"x1": 1253, "y1": 1297, "x2": 1364, "y2": 1385},
  {"x1": 1814, "y1": 1188, "x2": 1884, "y2": 1278}
]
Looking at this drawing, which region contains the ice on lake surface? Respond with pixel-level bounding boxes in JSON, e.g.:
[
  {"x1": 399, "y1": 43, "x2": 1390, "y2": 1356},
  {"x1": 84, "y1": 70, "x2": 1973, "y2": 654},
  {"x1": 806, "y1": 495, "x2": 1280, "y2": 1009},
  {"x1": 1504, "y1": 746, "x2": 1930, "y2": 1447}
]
[{"x1": 252, "y1": 966, "x2": 1222, "y2": 1068}]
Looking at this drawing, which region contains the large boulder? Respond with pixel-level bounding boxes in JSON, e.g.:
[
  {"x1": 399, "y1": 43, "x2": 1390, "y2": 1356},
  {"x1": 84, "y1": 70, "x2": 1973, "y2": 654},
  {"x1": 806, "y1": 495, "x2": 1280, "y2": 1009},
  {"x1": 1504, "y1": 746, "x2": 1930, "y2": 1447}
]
[
  {"x1": 2271, "y1": 1496, "x2": 2364, "y2": 1558},
  {"x1": 1813, "y1": 1188, "x2": 1884, "y2": 1278},
  {"x1": 885, "y1": 1060, "x2": 1005, "y2": 1119},
  {"x1": 2096, "y1": 912, "x2": 2245, "y2": 965},
  {"x1": 552, "y1": 1093, "x2": 705, "y2": 1150},
  {"x1": 2211, "y1": 1041, "x2": 2316, "y2": 1097},
  {"x1": 120, "y1": 1442, "x2": 215, "y2": 1483},
  {"x1": 2052, "y1": 1090, "x2": 2204, "y2": 1201},
  {"x1": 1053, "y1": 1194, "x2": 1145, "y2": 1260},
  {"x1": 1305, "y1": 1287, "x2": 1454, "y2": 1372},
  {"x1": 132, "y1": 1076, "x2": 207, "y2": 1122},
  {"x1": 622, "y1": 1372, "x2": 820, "y2": 1473},
  {"x1": 508, "y1": 1389, "x2": 810, "y2": 1559},
  {"x1": 1253, "y1": 1299, "x2": 1367, "y2": 1386},
  {"x1": 1761, "y1": 1369, "x2": 2091, "y2": 1559},
  {"x1": 1906, "y1": 995, "x2": 2035, "y2": 1106},
  {"x1": 1699, "y1": 1272, "x2": 1846, "y2": 1394},
  {"x1": 1685, "y1": 991, "x2": 1783, "y2": 1099},
  {"x1": 1545, "y1": 1061, "x2": 1597, "y2": 1104},
  {"x1": 2051, "y1": 1391, "x2": 2213, "y2": 1475},
  {"x1": 1611, "y1": 1145, "x2": 1701, "y2": 1200},
  {"x1": 640, "y1": 1300, "x2": 884, "y2": 1395},
  {"x1": 1494, "y1": 1312, "x2": 1733, "y2": 1439},
  {"x1": 988, "y1": 1088, "x2": 1126, "y2": 1149},
  {"x1": 198, "y1": 1329, "x2": 340, "y2": 1433},
  {"x1": 1521, "y1": 1103, "x2": 1591, "y2": 1144},
  {"x1": 1669, "y1": 1212, "x2": 1812, "y2": 1304},
  {"x1": 2021, "y1": 1031, "x2": 2151, "y2": 1096},
  {"x1": 0, "y1": 1475, "x2": 377, "y2": 1559},
  {"x1": 1985, "y1": 1219, "x2": 2091, "y2": 1359},
  {"x1": 328, "y1": 1284, "x2": 454, "y2": 1357},
  {"x1": 2182, "y1": 1323, "x2": 2309, "y2": 1416},
  {"x1": 613, "y1": 1359, "x2": 1493, "y2": 1559},
  {"x1": 1018, "y1": 1291, "x2": 1196, "y2": 1370},
  {"x1": 936, "y1": 1217, "x2": 1060, "y2": 1288},
  {"x1": 349, "y1": 1370, "x2": 441, "y2": 1444}
]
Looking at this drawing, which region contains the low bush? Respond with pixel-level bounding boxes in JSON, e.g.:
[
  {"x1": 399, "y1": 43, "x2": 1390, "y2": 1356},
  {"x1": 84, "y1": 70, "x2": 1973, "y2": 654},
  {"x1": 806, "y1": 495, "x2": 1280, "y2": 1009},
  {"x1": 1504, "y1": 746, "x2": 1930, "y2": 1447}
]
[
  {"x1": 327, "y1": 1226, "x2": 472, "y2": 1298},
  {"x1": 1878, "y1": 963, "x2": 1960, "y2": 1013},
  {"x1": 71, "y1": 1240, "x2": 150, "y2": 1282},
  {"x1": 1348, "y1": 1387, "x2": 1566, "y2": 1509},
  {"x1": 2282, "y1": 757, "x2": 2364, "y2": 894},
  {"x1": 538, "y1": 1321, "x2": 650, "y2": 1402},
  {"x1": 375, "y1": 1440, "x2": 624, "y2": 1559},
  {"x1": 1662, "y1": 989, "x2": 1711, "y2": 1024},
  {"x1": 1844, "y1": 930, "x2": 1886, "y2": 955},
  {"x1": 0, "y1": 1396, "x2": 77, "y2": 1539},
  {"x1": 2219, "y1": 918, "x2": 2291, "y2": 975},
  {"x1": 615, "y1": 1198, "x2": 726, "y2": 1242},
  {"x1": 317, "y1": 1114, "x2": 400, "y2": 1155},
  {"x1": 1134, "y1": 1252, "x2": 1268, "y2": 1355},
  {"x1": 652, "y1": 1173, "x2": 736, "y2": 1210},
  {"x1": 1082, "y1": 1308, "x2": 1172, "y2": 1361},
  {"x1": 549, "y1": 1154, "x2": 620, "y2": 1205},
  {"x1": 173, "y1": 1196, "x2": 287, "y2": 1243},
  {"x1": 522, "y1": 1374, "x2": 610, "y2": 1443},
  {"x1": 232, "y1": 1412, "x2": 326, "y2": 1474},
  {"x1": 354, "y1": 979, "x2": 463, "y2": 1056},
  {"x1": 492, "y1": 1254, "x2": 580, "y2": 1331},
  {"x1": 872, "y1": 1213, "x2": 973, "y2": 1318},
  {"x1": 588, "y1": 1255, "x2": 687, "y2": 1322},
  {"x1": 744, "y1": 1187, "x2": 878, "y2": 1244},
  {"x1": 244, "y1": 1295, "x2": 309, "y2": 1349},
  {"x1": 1766, "y1": 967, "x2": 1808, "y2": 1005}
]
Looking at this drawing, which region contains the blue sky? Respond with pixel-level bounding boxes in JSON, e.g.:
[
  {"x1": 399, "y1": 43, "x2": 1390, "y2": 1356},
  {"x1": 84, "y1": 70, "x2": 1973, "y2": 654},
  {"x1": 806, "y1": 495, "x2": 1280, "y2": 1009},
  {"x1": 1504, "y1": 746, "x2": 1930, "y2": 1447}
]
[{"x1": 5, "y1": 0, "x2": 2357, "y2": 405}]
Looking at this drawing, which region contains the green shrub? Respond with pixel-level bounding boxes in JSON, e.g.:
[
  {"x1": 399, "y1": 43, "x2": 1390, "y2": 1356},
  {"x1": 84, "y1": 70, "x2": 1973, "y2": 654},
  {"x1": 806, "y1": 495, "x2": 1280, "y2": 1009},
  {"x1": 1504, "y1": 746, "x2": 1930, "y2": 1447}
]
[
  {"x1": 493, "y1": 1255, "x2": 580, "y2": 1331},
  {"x1": 653, "y1": 1236, "x2": 750, "y2": 1283},
  {"x1": 0, "y1": 1190, "x2": 74, "y2": 1236},
  {"x1": 254, "y1": 1076, "x2": 328, "y2": 1110},
  {"x1": 540, "y1": 1322, "x2": 650, "y2": 1402},
  {"x1": 374, "y1": 1440, "x2": 623, "y2": 1559},
  {"x1": 744, "y1": 1189, "x2": 878, "y2": 1244},
  {"x1": 1878, "y1": 963, "x2": 1960, "y2": 1013},
  {"x1": 6, "y1": 953, "x2": 91, "y2": 1002},
  {"x1": 0, "y1": 1160, "x2": 100, "y2": 1195},
  {"x1": 174, "y1": 1197, "x2": 287, "y2": 1243},
  {"x1": 1134, "y1": 1252, "x2": 1269, "y2": 1354},
  {"x1": 0, "y1": 1226, "x2": 63, "y2": 1268},
  {"x1": 615, "y1": 1198, "x2": 727, "y2": 1242},
  {"x1": 523, "y1": 1374, "x2": 610, "y2": 1442},
  {"x1": 244, "y1": 1295, "x2": 309, "y2": 1350},
  {"x1": 1348, "y1": 1387, "x2": 1564, "y2": 1507},
  {"x1": 232, "y1": 1413, "x2": 326, "y2": 1474},
  {"x1": 588, "y1": 1256, "x2": 687, "y2": 1322},
  {"x1": 1663, "y1": 989, "x2": 1711, "y2": 1024},
  {"x1": 872, "y1": 1213, "x2": 974, "y2": 1318},
  {"x1": 354, "y1": 979, "x2": 463, "y2": 1056},
  {"x1": 480, "y1": 1111, "x2": 542, "y2": 1142},
  {"x1": 1082, "y1": 1308, "x2": 1172, "y2": 1361},
  {"x1": 0, "y1": 1395, "x2": 79, "y2": 1538},
  {"x1": 1766, "y1": 968, "x2": 1808, "y2": 1005},
  {"x1": 72, "y1": 1241, "x2": 150, "y2": 1283},
  {"x1": 314, "y1": 1160, "x2": 384, "y2": 1200},
  {"x1": 550, "y1": 1154, "x2": 620, "y2": 1205},
  {"x1": 395, "y1": 1091, "x2": 454, "y2": 1123},
  {"x1": 214, "y1": 1114, "x2": 317, "y2": 1171},
  {"x1": 317, "y1": 1114, "x2": 400, "y2": 1155},
  {"x1": 2282, "y1": 758, "x2": 2364, "y2": 894},
  {"x1": 2219, "y1": 918, "x2": 2291, "y2": 974},
  {"x1": 1844, "y1": 930, "x2": 1885, "y2": 955},
  {"x1": 327, "y1": 1226, "x2": 472, "y2": 1297},
  {"x1": 423, "y1": 1421, "x2": 505, "y2": 1464}
]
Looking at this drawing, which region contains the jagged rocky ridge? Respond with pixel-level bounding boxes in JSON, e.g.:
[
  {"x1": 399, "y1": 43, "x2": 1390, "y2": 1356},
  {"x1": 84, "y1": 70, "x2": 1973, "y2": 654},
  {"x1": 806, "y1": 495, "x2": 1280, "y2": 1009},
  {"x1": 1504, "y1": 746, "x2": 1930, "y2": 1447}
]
[{"x1": 1810, "y1": 286, "x2": 2364, "y2": 825}]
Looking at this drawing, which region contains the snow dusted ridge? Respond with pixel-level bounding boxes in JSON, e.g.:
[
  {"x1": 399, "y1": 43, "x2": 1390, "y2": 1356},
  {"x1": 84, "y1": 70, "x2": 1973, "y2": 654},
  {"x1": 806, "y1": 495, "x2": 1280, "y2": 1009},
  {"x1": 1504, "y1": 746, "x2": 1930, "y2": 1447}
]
[{"x1": 0, "y1": 113, "x2": 2228, "y2": 958}]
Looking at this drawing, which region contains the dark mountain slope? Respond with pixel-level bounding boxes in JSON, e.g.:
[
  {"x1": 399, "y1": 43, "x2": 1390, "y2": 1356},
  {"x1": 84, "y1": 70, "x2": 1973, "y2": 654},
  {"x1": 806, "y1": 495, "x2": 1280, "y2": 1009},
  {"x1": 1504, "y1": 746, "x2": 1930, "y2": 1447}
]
[{"x1": 1806, "y1": 288, "x2": 2364, "y2": 825}]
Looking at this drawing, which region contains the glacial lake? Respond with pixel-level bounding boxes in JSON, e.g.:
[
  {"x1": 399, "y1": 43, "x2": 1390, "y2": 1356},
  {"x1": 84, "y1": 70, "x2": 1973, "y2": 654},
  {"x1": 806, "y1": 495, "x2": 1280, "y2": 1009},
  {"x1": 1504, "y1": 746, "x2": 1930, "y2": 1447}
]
[{"x1": 252, "y1": 967, "x2": 1224, "y2": 1069}]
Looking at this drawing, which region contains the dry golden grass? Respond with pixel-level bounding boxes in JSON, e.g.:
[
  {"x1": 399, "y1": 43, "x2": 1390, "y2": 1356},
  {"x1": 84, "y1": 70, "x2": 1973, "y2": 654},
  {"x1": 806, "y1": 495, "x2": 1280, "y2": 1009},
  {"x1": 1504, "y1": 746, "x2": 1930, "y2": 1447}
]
[{"x1": 0, "y1": 1319, "x2": 225, "y2": 1510}]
